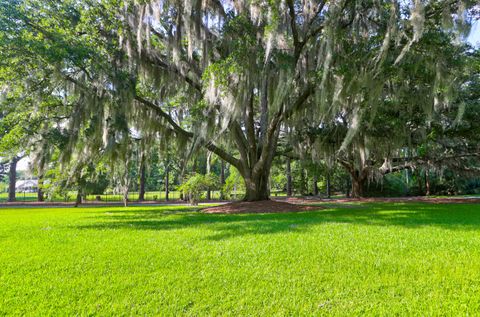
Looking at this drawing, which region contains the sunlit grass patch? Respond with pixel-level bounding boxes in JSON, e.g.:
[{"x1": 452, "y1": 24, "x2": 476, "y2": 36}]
[{"x1": 1, "y1": 203, "x2": 480, "y2": 315}]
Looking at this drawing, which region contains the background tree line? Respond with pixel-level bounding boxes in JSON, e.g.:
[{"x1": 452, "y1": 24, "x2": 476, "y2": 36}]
[{"x1": 0, "y1": 0, "x2": 479, "y2": 203}]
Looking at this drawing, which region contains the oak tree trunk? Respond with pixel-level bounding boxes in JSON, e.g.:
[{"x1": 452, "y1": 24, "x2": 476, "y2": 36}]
[
  {"x1": 74, "y1": 188, "x2": 82, "y2": 207},
  {"x1": 123, "y1": 188, "x2": 129, "y2": 207},
  {"x1": 346, "y1": 177, "x2": 351, "y2": 198},
  {"x1": 313, "y1": 175, "x2": 318, "y2": 196},
  {"x1": 425, "y1": 169, "x2": 431, "y2": 196},
  {"x1": 8, "y1": 157, "x2": 18, "y2": 202},
  {"x1": 243, "y1": 169, "x2": 270, "y2": 201},
  {"x1": 165, "y1": 163, "x2": 169, "y2": 201},
  {"x1": 138, "y1": 155, "x2": 146, "y2": 201},
  {"x1": 37, "y1": 175, "x2": 44, "y2": 202},
  {"x1": 300, "y1": 168, "x2": 307, "y2": 195},
  {"x1": 340, "y1": 163, "x2": 367, "y2": 199},
  {"x1": 206, "y1": 151, "x2": 212, "y2": 200},
  {"x1": 351, "y1": 176, "x2": 365, "y2": 198},
  {"x1": 220, "y1": 160, "x2": 225, "y2": 184},
  {"x1": 326, "y1": 172, "x2": 331, "y2": 198}
]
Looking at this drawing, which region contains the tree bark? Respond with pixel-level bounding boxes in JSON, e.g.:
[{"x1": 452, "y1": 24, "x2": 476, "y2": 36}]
[
  {"x1": 313, "y1": 174, "x2": 318, "y2": 196},
  {"x1": 300, "y1": 168, "x2": 307, "y2": 195},
  {"x1": 346, "y1": 177, "x2": 351, "y2": 198},
  {"x1": 138, "y1": 154, "x2": 146, "y2": 201},
  {"x1": 74, "y1": 187, "x2": 82, "y2": 207},
  {"x1": 425, "y1": 168, "x2": 431, "y2": 196},
  {"x1": 286, "y1": 157, "x2": 292, "y2": 196},
  {"x1": 220, "y1": 160, "x2": 225, "y2": 185},
  {"x1": 123, "y1": 187, "x2": 129, "y2": 207},
  {"x1": 339, "y1": 161, "x2": 367, "y2": 199},
  {"x1": 37, "y1": 174, "x2": 44, "y2": 202},
  {"x1": 8, "y1": 157, "x2": 18, "y2": 202},
  {"x1": 231, "y1": 109, "x2": 280, "y2": 201},
  {"x1": 165, "y1": 163, "x2": 169, "y2": 201},
  {"x1": 326, "y1": 171, "x2": 331, "y2": 198},
  {"x1": 351, "y1": 176, "x2": 366, "y2": 198},
  {"x1": 243, "y1": 169, "x2": 270, "y2": 201},
  {"x1": 206, "y1": 151, "x2": 212, "y2": 200}
]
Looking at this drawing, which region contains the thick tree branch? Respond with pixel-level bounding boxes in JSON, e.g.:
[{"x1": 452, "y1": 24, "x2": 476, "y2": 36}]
[
  {"x1": 142, "y1": 52, "x2": 203, "y2": 93},
  {"x1": 380, "y1": 163, "x2": 414, "y2": 175},
  {"x1": 245, "y1": 93, "x2": 257, "y2": 165},
  {"x1": 253, "y1": 106, "x2": 284, "y2": 175},
  {"x1": 204, "y1": 141, "x2": 242, "y2": 170},
  {"x1": 134, "y1": 95, "x2": 194, "y2": 139},
  {"x1": 287, "y1": 0, "x2": 301, "y2": 59},
  {"x1": 296, "y1": 1, "x2": 326, "y2": 58},
  {"x1": 137, "y1": 95, "x2": 241, "y2": 169},
  {"x1": 231, "y1": 121, "x2": 250, "y2": 171},
  {"x1": 66, "y1": 74, "x2": 241, "y2": 172},
  {"x1": 283, "y1": 84, "x2": 315, "y2": 120}
]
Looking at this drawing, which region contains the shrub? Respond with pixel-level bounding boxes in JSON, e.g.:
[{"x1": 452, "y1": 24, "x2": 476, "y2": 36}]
[
  {"x1": 179, "y1": 174, "x2": 219, "y2": 205},
  {"x1": 222, "y1": 166, "x2": 244, "y2": 199}
]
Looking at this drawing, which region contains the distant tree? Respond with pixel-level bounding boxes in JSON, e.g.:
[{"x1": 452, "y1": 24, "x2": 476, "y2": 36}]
[{"x1": 292, "y1": 28, "x2": 480, "y2": 197}]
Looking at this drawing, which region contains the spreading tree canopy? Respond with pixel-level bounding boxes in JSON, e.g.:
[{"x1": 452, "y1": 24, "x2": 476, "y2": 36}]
[{"x1": 0, "y1": 0, "x2": 477, "y2": 200}]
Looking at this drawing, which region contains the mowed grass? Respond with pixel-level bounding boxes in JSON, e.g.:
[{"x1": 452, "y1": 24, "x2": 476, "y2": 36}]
[
  {"x1": 0, "y1": 191, "x2": 187, "y2": 202},
  {"x1": 1, "y1": 203, "x2": 480, "y2": 315},
  {"x1": 0, "y1": 190, "x2": 241, "y2": 202}
]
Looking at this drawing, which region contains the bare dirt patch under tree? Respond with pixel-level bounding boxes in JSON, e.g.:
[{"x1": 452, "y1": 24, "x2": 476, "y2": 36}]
[
  {"x1": 202, "y1": 200, "x2": 320, "y2": 214},
  {"x1": 274, "y1": 196, "x2": 480, "y2": 205}
]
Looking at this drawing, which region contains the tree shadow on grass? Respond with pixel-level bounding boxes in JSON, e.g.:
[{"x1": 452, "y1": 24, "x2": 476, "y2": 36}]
[{"x1": 74, "y1": 203, "x2": 480, "y2": 240}]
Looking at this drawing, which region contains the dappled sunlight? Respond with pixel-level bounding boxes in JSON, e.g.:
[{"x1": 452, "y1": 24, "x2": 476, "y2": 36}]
[
  {"x1": 3, "y1": 203, "x2": 480, "y2": 315},
  {"x1": 1, "y1": 0, "x2": 479, "y2": 314},
  {"x1": 73, "y1": 203, "x2": 480, "y2": 241}
]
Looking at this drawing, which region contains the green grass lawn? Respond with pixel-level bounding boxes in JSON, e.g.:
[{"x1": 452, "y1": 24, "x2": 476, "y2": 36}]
[
  {"x1": 0, "y1": 191, "x2": 186, "y2": 202},
  {"x1": 1, "y1": 203, "x2": 480, "y2": 315},
  {"x1": 0, "y1": 190, "x2": 234, "y2": 202}
]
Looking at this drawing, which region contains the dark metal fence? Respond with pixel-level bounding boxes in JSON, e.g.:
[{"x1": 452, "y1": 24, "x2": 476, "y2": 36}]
[{"x1": 0, "y1": 190, "x2": 252, "y2": 203}]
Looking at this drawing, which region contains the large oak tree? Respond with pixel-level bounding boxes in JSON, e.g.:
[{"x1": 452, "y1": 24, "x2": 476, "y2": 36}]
[{"x1": 0, "y1": 0, "x2": 476, "y2": 200}]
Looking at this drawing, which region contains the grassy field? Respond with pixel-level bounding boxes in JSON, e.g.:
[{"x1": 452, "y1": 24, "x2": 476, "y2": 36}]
[
  {"x1": 1, "y1": 202, "x2": 480, "y2": 315},
  {"x1": 0, "y1": 190, "x2": 328, "y2": 202},
  {"x1": 0, "y1": 191, "x2": 225, "y2": 202}
]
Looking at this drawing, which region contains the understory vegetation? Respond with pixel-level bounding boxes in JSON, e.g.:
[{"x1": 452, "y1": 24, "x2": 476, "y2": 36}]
[
  {"x1": 1, "y1": 1, "x2": 479, "y2": 202},
  {"x1": 1, "y1": 203, "x2": 480, "y2": 315}
]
